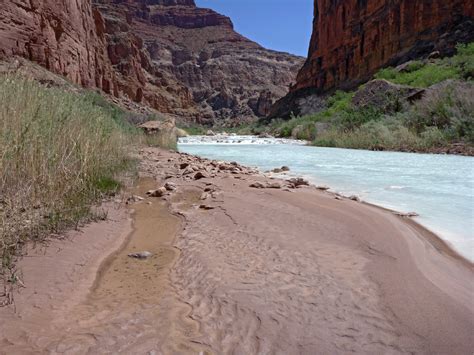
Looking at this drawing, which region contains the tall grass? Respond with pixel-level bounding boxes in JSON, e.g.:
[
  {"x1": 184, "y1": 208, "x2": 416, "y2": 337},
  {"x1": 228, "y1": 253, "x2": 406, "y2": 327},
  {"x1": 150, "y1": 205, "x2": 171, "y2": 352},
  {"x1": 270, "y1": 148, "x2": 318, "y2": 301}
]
[{"x1": 0, "y1": 75, "x2": 140, "y2": 284}]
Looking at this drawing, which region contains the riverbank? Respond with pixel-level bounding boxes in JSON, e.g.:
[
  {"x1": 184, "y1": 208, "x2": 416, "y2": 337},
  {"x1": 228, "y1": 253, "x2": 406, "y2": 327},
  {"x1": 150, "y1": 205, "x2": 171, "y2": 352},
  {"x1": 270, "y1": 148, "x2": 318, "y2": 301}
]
[{"x1": 1, "y1": 148, "x2": 472, "y2": 353}]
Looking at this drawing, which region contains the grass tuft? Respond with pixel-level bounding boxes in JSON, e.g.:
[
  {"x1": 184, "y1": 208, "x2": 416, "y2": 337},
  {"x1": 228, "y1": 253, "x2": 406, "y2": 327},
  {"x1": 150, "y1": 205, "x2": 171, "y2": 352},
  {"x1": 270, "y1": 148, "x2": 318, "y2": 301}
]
[{"x1": 0, "y1": 75, "x2": 142, "y2": 291}]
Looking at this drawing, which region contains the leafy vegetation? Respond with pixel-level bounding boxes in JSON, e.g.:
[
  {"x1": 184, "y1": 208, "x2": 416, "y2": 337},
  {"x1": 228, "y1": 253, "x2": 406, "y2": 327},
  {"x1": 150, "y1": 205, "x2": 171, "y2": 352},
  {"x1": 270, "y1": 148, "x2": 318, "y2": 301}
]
[
  {"x1": 252, "y1": 43, "x2": 474, "y2": 154},
  {"x1": 0, "y1": 75, "x2": 175, "y2": 289}
]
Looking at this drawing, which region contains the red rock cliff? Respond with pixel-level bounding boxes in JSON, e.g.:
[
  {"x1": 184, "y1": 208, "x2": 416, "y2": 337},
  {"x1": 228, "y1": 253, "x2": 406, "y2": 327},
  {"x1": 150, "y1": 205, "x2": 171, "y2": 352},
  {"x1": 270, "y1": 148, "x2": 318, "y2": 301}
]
[
  {"x1": 0, "y1": 0, "x2": 116, "y2": 94},
  {"x1": 294, "y1": 0, "x2": 474, "y2": 93},
  {"x1": 0, "y1": 0, "x2": 303, "y2": 123}
]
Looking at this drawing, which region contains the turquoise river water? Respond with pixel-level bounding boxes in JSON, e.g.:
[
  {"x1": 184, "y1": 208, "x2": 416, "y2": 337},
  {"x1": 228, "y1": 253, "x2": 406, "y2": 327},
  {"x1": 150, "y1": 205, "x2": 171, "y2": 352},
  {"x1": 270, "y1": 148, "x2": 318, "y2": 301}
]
[{"x1": 178, "y1": 136, "x2": 474, "y2": 260}]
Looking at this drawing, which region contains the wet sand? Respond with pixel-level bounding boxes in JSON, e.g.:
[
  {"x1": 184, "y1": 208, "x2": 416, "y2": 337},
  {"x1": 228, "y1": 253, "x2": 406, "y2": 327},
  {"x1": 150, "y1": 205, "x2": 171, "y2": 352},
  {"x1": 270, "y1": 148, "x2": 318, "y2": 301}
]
[{"x1": 0, "y1": 147, "x2": 473, "y2": 354}]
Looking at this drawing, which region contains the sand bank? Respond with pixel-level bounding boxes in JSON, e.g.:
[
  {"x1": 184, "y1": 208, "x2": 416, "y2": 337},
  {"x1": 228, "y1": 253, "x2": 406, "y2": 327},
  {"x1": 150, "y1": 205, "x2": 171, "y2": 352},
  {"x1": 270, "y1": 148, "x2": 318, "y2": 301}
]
[{"x1": 1, "y1": 147, "x2": 472, "y2": 354}]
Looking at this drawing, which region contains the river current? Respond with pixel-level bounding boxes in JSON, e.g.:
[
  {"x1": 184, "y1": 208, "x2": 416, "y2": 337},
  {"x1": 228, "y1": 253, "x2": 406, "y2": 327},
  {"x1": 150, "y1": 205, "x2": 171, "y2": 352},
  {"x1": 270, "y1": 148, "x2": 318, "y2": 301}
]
[{"x1": 179, "y1": 135, "x2": 474, "y2": 260}]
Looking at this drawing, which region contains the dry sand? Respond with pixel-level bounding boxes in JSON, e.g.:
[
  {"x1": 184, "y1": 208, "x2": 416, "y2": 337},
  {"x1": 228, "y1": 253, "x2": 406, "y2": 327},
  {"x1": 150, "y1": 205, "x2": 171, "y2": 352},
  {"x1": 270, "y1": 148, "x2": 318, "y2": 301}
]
[{"x1": 0, "y1": 147, "x2": 472, "y2": 354}]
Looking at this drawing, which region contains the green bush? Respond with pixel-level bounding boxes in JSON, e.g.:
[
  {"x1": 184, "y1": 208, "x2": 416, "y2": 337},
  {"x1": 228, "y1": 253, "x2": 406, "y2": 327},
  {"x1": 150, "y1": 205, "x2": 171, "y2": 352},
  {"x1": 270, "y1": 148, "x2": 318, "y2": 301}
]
[
  {"x1": 406, "y1": 81, "x2": 474, "y2": 142},
  {"x1": 448, "y1": 43, "x2": 474, "y2": 79},
  {"x1": 0, "y1": 75, "x2": 140, "y2": 279},
  {"x1": 333, "y1": 106, "x2": 383, "y2": 131},
  {"x1": 375, "y1": 63, "x2": 460, "y2": 87}
]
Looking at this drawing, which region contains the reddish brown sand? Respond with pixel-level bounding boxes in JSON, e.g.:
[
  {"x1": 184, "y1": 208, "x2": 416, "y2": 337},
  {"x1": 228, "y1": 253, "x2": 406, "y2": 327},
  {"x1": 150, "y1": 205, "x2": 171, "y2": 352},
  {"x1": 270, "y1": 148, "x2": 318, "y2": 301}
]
[{"x1": 0, "y1": 148, "x2": 473, "y2": 354}]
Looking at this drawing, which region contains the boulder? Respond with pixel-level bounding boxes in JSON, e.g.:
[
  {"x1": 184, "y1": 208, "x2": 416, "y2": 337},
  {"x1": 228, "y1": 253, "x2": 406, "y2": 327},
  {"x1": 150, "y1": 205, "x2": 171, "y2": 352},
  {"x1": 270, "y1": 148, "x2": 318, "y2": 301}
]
[
  {"x1": 146, "y1": 187, "x2": 167, "y2": 197},
  {"x1": 175, "y1": 128, "x2": 189, "y2": 137},
  {"x1": 316, "y1": 186, "x2": 330, "y2": 191},
  {"x1": 164, "y1": 182, "x2": 177, "y2": 191},
  {"x1": 287, "y1": 178, "x2": 310, "y2": 187},
  {"x1": 352, "y1": 80, "x2": 425, "y2": 113},
  {"x1": 194, "y1": 171, "x2": 208, "y2": 180},
  {"x1": 249, "y1": 182, "x2": 266, "y2": 189}
]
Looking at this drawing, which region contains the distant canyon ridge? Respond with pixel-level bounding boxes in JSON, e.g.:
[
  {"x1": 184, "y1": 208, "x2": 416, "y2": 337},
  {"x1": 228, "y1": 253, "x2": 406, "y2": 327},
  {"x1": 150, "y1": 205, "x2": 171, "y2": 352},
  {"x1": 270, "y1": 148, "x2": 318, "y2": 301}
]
[
  {"x1": 0, "y1": 0, "x2": 473, "y2": 123},
  {"x1": 0, "y1": 0, "x2": 303, "y2": 124}
]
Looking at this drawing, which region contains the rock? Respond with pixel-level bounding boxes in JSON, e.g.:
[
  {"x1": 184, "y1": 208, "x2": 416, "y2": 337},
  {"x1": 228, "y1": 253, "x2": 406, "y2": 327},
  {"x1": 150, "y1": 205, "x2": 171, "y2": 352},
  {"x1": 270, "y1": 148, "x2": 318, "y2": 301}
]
[
  {"x1": 179, "y1": 162, "x2": 190, "y2": 169},
  {"x1": 206, "y1": 130, "x2": 216, "y2": 136},
  {"x1": 175, "y1": 128, "x2": 189, "y2": 137},
  {"x1": 0, "y1": 0, "x2": 115, "y2": 96},
  {"x1": 271, "y1": 166, "x2": 290, "y2": 173},
  {"x1": 394, "y1": 212, "x2": 419, "y2": 218},
  {"x1": 287, "y1": 178, "x2": 310, "y2": 187},
  {"x1": 352, "y1": 80, "x2": 425, "y2": 113},
  {"x1": 316, "y1": 186, "x2": 330, "y2": 191},
  {"x1": 258, "y1": 132, "x2": 274, "y2": 138},
  {"x1": 267, "y1": 182, "x2": 282, "y2": 189},
  {"x1": 348, "y1": 195, "x2": 361, "y2": 202},
  {"x1": 164, "y1": 182, "x2": 176, "y2": 191},
  {"x1": 128, "y1": 251, "x2": 153, "y2": 259},
  {"x1": 0, "y1": 0, "x2": 303, "y2": 125},
  {"x1": 428, "y1": 51, "x2": 441, "y2": 60},
  {"x1": 126, "y1": 195, "x2": 145, "y2": 204},
  {"x1": 182, "y1": 166, "x2": 194, "y2": 175},
  {"x1": 199, "y1": 204, "x2": 215, "y2": 210},
  {"x1": 194, "y1": 171, "x2": 208, "y2": 180},
  {"x1": 249, "y1": 182, "x2": 266, "y2": 189},
  {"x1": 147, "y1": 187, "x2": 167, "y2": 197}
]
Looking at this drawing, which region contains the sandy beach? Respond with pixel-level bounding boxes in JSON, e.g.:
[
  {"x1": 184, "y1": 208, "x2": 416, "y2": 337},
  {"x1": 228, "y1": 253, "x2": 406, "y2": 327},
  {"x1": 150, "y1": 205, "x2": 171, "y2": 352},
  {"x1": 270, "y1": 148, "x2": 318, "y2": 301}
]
[{"x1": 0, "y1": 147, "x2": 472, "y2": 354}]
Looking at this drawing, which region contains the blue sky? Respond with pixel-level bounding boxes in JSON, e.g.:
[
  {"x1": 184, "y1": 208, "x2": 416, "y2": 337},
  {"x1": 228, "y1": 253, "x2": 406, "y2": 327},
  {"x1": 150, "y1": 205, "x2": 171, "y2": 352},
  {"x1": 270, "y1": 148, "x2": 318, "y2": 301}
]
[{"x1": 195, "y1": 0, "x2": 313, "y2": 57}]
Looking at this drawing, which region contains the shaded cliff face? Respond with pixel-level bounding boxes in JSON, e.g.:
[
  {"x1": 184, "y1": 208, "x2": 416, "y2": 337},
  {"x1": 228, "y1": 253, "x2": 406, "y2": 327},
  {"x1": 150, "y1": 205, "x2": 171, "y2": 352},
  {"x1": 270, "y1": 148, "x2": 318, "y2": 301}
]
[
  {"x1": 270, "y1": 0, "x2": 474, "y2": 118},
  {"x1": 0, "y1": 0, "x2": 115, "y2": 94},
  {"x1": 95, "y1": 0, "x2": 304, "y2": 124},
  {"x1": 296, "y1": 0, "x2": 474, "y2": 93}
]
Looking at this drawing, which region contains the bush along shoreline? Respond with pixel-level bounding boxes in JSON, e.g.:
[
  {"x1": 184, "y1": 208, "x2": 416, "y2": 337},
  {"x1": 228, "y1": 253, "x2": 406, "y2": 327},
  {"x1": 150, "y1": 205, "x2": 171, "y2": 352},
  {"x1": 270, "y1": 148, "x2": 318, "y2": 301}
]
[
  {"x1": 0, "y1": 75, "x2": 175, "y2": 299},
  {"x1": 238, "y1": 43, "x2": 473, "y2": 156}
]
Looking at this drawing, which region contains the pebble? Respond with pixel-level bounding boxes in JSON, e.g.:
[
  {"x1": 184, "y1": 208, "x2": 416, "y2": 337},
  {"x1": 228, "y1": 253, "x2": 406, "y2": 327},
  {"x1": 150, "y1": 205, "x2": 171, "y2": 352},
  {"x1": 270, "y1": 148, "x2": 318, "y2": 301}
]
[{"x1": 128, "y1": 251, "x2": 153, "y2": 259}]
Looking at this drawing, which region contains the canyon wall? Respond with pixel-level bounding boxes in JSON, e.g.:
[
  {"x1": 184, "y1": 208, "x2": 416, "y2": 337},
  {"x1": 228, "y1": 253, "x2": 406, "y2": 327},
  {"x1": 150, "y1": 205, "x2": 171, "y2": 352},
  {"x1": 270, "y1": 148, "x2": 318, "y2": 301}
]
[
  {"x1": 95, "y1": 0, "x2": 304, "y2": 124},
  {"x1": 0, "y1": 0, "x2": 304, "y2": 124},
  {"x1": 0, "y1": 0, "x2": 116, "y2": 94},
  {"x1": 270, "y1": 0, "x2": 474, "y2": 118}
]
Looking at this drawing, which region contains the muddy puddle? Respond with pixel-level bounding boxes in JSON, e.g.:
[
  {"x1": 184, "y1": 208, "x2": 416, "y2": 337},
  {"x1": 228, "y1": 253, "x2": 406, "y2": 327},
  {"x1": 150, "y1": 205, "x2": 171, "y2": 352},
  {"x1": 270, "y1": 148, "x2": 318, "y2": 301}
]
[{"x1": 44, "y1": 178, "x2": 205, "y2": 354}]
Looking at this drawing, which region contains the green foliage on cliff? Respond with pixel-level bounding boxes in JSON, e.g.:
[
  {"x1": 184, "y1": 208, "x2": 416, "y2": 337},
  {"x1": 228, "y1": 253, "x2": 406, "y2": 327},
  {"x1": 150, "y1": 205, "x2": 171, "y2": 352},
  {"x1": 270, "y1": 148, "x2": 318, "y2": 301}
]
[
  {"x1": 259, "y1": 43, "x2": 474, "y2": 154},
  {"x1": 375, "y1": 43, "x2": 474, "y2": 87}
]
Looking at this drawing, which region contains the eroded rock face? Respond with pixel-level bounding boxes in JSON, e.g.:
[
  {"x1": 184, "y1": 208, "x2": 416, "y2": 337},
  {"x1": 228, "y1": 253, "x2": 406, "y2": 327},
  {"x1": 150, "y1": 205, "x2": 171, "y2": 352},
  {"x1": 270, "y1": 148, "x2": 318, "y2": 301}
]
[
  {"x1": 0, "y1": 0, "x2": 116, "y2": 94},
  {"x1": 270, "y1": 0, "x2": 474, "y2": 118},
  {"x1": 296, "y1": 0, "x2": 474, "y2": 93},
  {"x1": 0, "y1": 0, "x2": 303, "y2": 125},
  {"x1": 94, "y1": 0, "x2": 304, "y2": 125}
]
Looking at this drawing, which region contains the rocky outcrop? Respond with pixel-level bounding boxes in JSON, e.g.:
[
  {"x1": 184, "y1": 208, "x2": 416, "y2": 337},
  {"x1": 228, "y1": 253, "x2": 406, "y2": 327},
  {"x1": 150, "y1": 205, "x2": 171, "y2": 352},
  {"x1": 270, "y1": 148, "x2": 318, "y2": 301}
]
[
  {"x1": 351, "y1": 80, "x2": 425, "y2": 112},
  {"x1": 270, "y1": 0, "x2": 474, "y2": 118},
  {"x1": 0, "y1": 0, "x2": 116, "y2": 94},
  {"x1": 0, "y1": 0, "x2": 303, "y2": 125},
  {"x1": 94, "y1": 0, "x2": 304, "y2": 125}
]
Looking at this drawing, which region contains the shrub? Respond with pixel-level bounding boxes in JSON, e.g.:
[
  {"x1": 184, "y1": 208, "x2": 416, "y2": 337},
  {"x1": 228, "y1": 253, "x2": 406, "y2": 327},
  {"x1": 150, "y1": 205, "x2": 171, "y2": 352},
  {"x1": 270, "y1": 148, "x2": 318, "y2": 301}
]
[
  {"x1": 406, "y1": 81, "x2": 474, "y2": 142},
  {"x1": 0, "y1": 75, "x2": 139, "y2": 282},
  {"x1": 333, "y1": 106, "x2": 383, "y2": 131},
  {"x1": 448, "y1": 43, "x2": 474, "y2": 79},
  {"x1": 375, "y1": 63, "x2": 460, "y2": 87}
]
